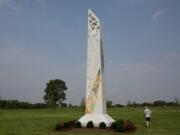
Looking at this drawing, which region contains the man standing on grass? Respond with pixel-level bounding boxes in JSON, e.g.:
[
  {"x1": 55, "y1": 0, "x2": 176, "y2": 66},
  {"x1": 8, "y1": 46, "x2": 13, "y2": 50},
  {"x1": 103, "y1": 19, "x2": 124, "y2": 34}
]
[{"x1": 144, "y1": 106, "x2": 152, "y2": 128}]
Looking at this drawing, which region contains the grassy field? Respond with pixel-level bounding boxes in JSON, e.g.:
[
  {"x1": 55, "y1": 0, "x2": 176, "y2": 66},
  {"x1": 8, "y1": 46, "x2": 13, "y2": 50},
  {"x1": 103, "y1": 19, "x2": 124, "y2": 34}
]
[{"x1": 0, "y1": 107, "x2": 180, "y2": 135}]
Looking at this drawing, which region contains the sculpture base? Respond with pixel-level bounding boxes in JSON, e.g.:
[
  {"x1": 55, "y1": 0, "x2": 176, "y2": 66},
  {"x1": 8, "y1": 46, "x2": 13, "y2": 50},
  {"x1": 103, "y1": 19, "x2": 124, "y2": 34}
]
[{"x1": 78, "y1": 114, "x2": 115, "y2": 127}]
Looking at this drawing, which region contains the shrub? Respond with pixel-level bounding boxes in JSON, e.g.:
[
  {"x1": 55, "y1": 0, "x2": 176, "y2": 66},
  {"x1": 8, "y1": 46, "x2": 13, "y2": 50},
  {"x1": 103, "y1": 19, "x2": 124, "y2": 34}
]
[
  {"x1": 55, "y1": 123, "x2": 61, "y2": 130},
  {"x1": 68, "y1": 120, "x2": 76, "y2": 127},
  {"x1": 55, "y1": 122, "x2": 63, "y2": 130},
  {"x1": 117, "y1": 119, "x2": 124, "y2": 125},
  {"x1": 75, "y1": 121, "x2": 81, "y2": 128},
  {"x1": 116, "y1": 120, "x2": 125, "y2": 132},
  {"x1": 99, "y1": 122, "x2": 106, "y2": 129},
  {"x1": 111, "y1": 122, "x2": 117, "y2": 129},
  {"x1": 63, "y1": 122, "x2": 70, "y2": 128},
  {"x1": 116, "y1": 124, "x2": 125, "y2": 132},
  {"x1": 86, "y1": 121, "x2": 94, "y2": 128},
  {"x1": 124, "y1": 120, "x2": 135, "y2": 131}
]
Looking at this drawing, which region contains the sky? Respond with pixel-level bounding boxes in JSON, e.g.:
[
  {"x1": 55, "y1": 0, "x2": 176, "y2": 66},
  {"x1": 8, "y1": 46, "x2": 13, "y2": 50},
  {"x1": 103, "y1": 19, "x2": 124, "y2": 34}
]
[{"x1": 0, "y1": 0, "x2": 180, "y2": 105}]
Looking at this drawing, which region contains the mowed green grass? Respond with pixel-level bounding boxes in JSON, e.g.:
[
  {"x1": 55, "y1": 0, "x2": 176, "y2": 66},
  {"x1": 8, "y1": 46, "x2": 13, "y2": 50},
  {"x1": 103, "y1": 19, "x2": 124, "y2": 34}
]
[{"x1": 0, "y1": 107, "x2": 180, "y2": 135}]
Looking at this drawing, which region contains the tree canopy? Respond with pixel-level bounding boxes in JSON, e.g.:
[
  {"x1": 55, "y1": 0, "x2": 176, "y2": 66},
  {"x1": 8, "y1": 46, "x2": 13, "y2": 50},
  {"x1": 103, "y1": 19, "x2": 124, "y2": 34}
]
[{"x1": 43, "y1": 79, "x2": 67, "y2": 108}]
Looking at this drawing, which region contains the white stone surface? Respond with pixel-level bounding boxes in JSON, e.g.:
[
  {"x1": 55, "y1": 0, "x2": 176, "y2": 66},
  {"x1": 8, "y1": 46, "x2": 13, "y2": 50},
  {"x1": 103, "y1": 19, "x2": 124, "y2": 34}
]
[
  {"x1": 79, "y1": 114, "x2": 115, "y2": 127},
  {"x1": 78, "y1": 9, "x2": 115, "y2": 127}
]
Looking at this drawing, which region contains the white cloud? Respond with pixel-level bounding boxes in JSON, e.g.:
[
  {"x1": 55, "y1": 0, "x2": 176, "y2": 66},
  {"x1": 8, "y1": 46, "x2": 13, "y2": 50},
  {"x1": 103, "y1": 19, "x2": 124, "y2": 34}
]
[
  {"x1": 0, "y1": 0, "x2": 11, "y2": 7},
  {"x1": 35, "y1": 0, "x2": 46, "y2": 5},
  {"x1": 161, "y1": 52, "x2": 180, "y2": 60},
  {"x1": 0, "y1": 0, "x2": 23, "y2": 11},
  {"x1": 0, "y1": 0, "x2": 46, "y2": 10},
  {"x1": 0, "y1": 0, "x2": 13, "y2": 8},
  {"x1": 152, "y1": 10, "x2": 164, "y2": 22}
]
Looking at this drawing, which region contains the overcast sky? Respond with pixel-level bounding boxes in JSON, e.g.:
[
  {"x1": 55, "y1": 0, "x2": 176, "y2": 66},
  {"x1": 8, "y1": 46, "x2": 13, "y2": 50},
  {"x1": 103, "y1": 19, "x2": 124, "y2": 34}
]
[{"x1": 0, "y1": 0, "x2": 179, "y2": 105}]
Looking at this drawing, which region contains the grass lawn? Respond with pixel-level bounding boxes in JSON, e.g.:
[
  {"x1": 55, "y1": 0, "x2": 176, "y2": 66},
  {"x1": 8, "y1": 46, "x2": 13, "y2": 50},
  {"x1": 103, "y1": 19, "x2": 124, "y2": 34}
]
[{"x1": 0, "y1": 107, "x2": 180, "y2": 135}]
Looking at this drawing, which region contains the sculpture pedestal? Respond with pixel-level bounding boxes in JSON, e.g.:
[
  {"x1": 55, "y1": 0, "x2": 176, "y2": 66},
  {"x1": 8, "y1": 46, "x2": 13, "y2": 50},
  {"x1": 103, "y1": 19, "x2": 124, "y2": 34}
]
[{"x1": 78, "y1": 114, "x2": 115, "y2": 127}]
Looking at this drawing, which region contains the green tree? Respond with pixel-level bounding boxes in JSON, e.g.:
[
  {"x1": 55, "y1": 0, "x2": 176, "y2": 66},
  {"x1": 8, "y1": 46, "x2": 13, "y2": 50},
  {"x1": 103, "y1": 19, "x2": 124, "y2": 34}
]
[
  {"x1": 107, "y1": 100, "x2": 113, "y2": 108},
  {"x1": 43, "y1": 79, "x2": 67, "y2": 108}
]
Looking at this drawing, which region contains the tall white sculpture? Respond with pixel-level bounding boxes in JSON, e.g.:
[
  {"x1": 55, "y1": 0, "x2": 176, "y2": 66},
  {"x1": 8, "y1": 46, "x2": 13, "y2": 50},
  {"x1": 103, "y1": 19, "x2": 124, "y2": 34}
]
[{"x1": 78, "y1": 9, "x2": 115, "y2": 127}]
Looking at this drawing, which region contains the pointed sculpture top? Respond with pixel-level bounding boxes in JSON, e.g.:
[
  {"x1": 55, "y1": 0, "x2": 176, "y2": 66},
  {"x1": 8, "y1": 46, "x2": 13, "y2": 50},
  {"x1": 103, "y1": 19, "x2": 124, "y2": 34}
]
[
  {"x1": 88, "y1": 9, "x2": 100, "y2": 21},
  {"x1": 88, "y1": 8, "x2": 93, "y2": 14},
  {"x1": 88, "y1": 9, "x2": 100, "y2": 32}
]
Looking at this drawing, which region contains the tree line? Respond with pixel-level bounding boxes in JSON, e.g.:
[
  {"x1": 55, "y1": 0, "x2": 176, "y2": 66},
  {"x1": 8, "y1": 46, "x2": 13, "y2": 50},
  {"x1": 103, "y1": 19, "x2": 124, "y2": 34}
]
[
  {"x1": 0, "y1": 78, "x2": 179, "y2": 109},
  {"x1": 106, "y1": 98, "x2": 180, "y2": 108},
  {"x1": 0, "y1": 99, "x2": 46, "y2": 109},
  {"x1": 0, "y1": 98, "x2": 179, "y2": 109}
]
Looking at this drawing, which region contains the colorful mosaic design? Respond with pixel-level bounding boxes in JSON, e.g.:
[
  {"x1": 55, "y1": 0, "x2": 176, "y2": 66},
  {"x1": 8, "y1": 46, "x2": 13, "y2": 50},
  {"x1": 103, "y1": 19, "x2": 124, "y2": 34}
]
[{"x1": 86, "y1": 69, "x2": 101, "y2": 114}]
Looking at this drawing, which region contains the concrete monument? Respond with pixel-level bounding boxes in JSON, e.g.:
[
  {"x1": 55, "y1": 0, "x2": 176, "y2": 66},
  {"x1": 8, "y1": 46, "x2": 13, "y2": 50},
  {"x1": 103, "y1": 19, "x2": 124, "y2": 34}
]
[{"x1": 78, "y1": 9, "x2": 115, "y2": 127}]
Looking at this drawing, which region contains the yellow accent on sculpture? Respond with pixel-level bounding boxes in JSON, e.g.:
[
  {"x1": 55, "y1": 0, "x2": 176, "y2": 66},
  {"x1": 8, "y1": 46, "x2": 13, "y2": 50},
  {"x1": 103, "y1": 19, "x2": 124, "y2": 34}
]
[{"x1": 86, "y1": 70, "x2": 100, "y2": 114}]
